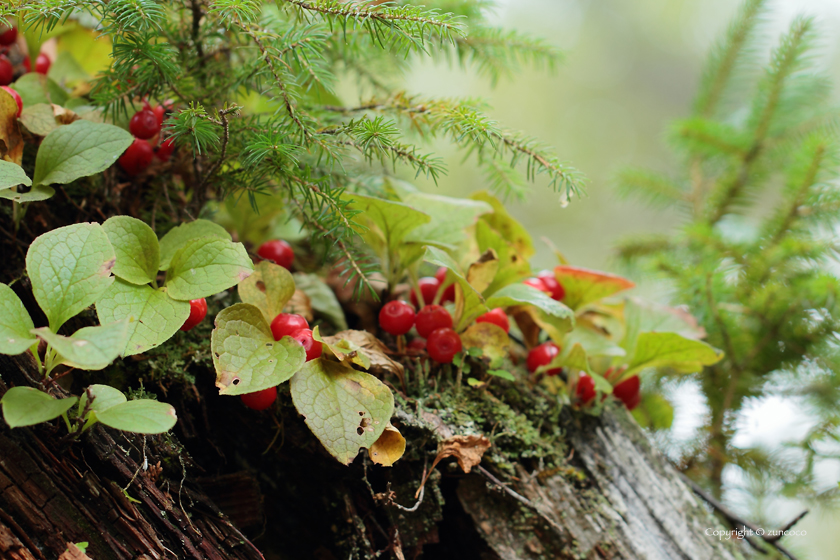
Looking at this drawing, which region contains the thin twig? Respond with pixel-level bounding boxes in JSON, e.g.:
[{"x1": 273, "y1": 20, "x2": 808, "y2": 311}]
[{"x1": 682, "y1": 474, "x2": 802, "y2": 560}]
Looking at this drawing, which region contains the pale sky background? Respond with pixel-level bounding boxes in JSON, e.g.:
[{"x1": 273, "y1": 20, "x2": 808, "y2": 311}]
[{"x1": 399, "y1": 1, "x2": 840, "y2": 557}]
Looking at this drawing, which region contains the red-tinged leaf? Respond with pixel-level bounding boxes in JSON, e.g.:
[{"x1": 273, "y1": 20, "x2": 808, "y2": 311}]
[{"x1": 553, "y1": 266, "x2": 635, "y2": 311}]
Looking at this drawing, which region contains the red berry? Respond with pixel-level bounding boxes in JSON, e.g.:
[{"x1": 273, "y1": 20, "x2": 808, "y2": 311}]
[
  {"x1": 434, "y1": 267, "x2": 456, "y2": 303},
  {"x1": 291, "y1": 328, "x2": 322, "y2": 361},
  {"x1": 537, "y1": 270, "x2": 565, "y2": 301},
  {"x1": 1, "y1": 86, "x2": 22, "y2": 118},
  {"x1": 415, "y1": 304, "x2": 452, "y2": 339},
  {"x1": 523, "y1": 277, "x2": 551, "y2": 295},
  {"x1": 129, "y1": 108, "x2": 161, "y2": 140},
  {"x1": 270, "y1": 313, "x2": 309, "y2": 341},
  {"x1": 155, "y1": 137, "x2": 175, "y2": 161},
  {"x1": 613, "y1": 375, "x2": 641, "y2": 410},
  {"x1": 180, "y1": 298, "x2": 208, "y2": 331},
  {"x1": 576, "y1": 374, "x2": 596, "y2": 404},
  {"x1": 240, "y1": 386, "x2": 277, "y2": 411},
  {"x1": 34, "y1": 53, "x2": 50, "y2": 75},
  {"x1": 426, "y1": 328, "x2": 462, "y2": 363},
  {"x1": 118, "y1": 138, "x2": 154, "y2": 176},
  {"x1": 475, "y1": 308, "x2": 510, "y2": 333},
  {"x1": 0, "y1": 56, "x2": 12, "y2": 86},
  {"x1": 408, "y1": 338, "x2": 426, "y2": 351},
  {"x1": 526, "y1": 341, "x2": 561, "y2": 375},
  {"x1": 0, "y1": 27, "x2": 17, "y2": 46},
  {"x1": 153, "y1": 104, "x2": 166, "y2": 127},
  {"x1": 410, "y1": 277, "x2": 441, "y2": 308},
  {"x1": 257, "y1": 240, "x2": 294, "y2": 269},
  {"x1": 378, "y1": 300, "x2": 416, "y2": 336}
]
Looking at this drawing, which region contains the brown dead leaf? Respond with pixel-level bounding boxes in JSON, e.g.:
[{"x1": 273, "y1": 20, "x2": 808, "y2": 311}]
[
  {"x1": 511, "y1": 306, "x2": 541, "y2": 348},
  {"x1": 327, "y1": 329, "x2": 405, "y2": 384},
  {"x1": 59, "y1": 543, "x2": 92, "y2": 560},
  {"x1": 52, "y1": 104, "x2": 80, "y2": 125},
  {"x1": 0, "y1": 88, "x2": 23, "y2": 164},
  {"x1": 282, "y1": 289, "x2": 313, "y2": 322},
  {"x1": 368, "y1": 423, "x2": 406, "y2": 466},
  {"x1": 434, "y1": 435, "x2": 491, "y2": 474}
]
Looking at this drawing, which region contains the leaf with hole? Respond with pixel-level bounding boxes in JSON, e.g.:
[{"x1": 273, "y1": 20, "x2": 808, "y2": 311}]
[
  {"x1": 290, "y1": 359, "x2": 394, "y2": 465},
  {"x1": 211, "y1": 303, "x2": 305, "y2": 395},
  {"x1": 238, "y1": 261, "x2": 296, "y2": 324}
]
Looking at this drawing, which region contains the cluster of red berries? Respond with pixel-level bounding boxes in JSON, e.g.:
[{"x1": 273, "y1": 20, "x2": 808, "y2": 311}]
[
  {"x1": 241, "y1": 312, "x2": 322, "y2": 411},
  {"x1": 118, "y1": 102, "x2": 175, "y2": 176},
  {"x1": 0, "y1": 26, "x2": 51, "y2": 87}
]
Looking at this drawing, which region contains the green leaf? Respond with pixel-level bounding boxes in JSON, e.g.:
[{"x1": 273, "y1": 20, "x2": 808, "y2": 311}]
[
  {"x1": 488, "y1": 369, "x2": 516, "y2": 381},
  {"x1": 290, "y1": 359, "x2": 394, "y2": 465},
  {"x1": 35, "y1": 321, "x2": 129, "y2": 371},
  {"x1": 624, "y1": 332, "x2": 723, "y2": 377},
  {"x1": 78, "y1": 384, "x2": 126, "y2": 415},
  {"x1": 103, "y1": 216, "x2": 161, "y2": 285},
  {"x1": 1, "y1": 387, "x2": 77, "y2": 428},
  {"x1": 0, "y1": 186, "x2": 55, "y2": 202},
  {"x1": 0, "y1": 161, "x2": 32, "y2": 189},
  {"x1": 293, "y1": 272, "x2": 348, "y2": 330},
  {"x1": 552, "y1": 266, "x2": 636, "y2": 311},
  {"x1": 26, "y1": 222, "x2": 116, "y2": 331},
  {"x1": 622, "y1": 298, "x2": 708, "y2": 354},
  {"x1": 0, "y1": 284, "x2": 37, "y2": 355},
  {"x1": 211, "y1": 303, "x2": 305, "y2": 395},
  {"x1": 542, "y1": 343, "x2": 612, "y2": 394},
  {"x1": 165, "y1": 237, "x2": 253, "y2": 301},
  {"x1": 486, "y1": 283, "x2": 574, "y2": 340},
  {"x1": 95, "y1": 399, "x2": 177, "y2": 434},
  {"x1": 95, "y1": 280, "x2": 191, "y2": 356},
  {"x1": 312, "y1": 327, "x2": 371, "y2": 370},
  {"x1": 238, "y1": 261, "x2": 296, "y2": 324},
  {"x1": 11, "y1": 73, "x2": 69, "y2": 107},
  {"x1": 158, "y1": 219, "x2": 231, "y2": 271},
  {"x1": 32, "y1": 120, "x2": 133, "y2": 187},
  {"x1": 403, "y1": 192, "x2": 492, "y2": 250},
  {"x1": 631, "y1": 393, "x2": 674, "y2": 431},
  {"x1": 424, "y1": 246, "x2": 488, "y2": 330},
  {"x1": 344, "y1": 193, "x2": 430, "y2": 260},
  {"x1": 561, "y1": 327, "x2": 626, "y2": 358}
]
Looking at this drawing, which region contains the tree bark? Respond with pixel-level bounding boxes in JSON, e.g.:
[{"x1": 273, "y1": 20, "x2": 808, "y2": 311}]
[{"x1": 0, "y1": 346, "x2": 749, "y2": 560}]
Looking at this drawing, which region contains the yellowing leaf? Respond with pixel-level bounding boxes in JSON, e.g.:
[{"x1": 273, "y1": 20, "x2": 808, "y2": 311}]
[
  {"x1": 369, "y1": 424, "x2": 406, "y2": 467},
  {"x1": 314, "y1": 327, "x2": 372, "y2": 370},
  {"x1": 465, "y1": 249, "x2": 499, "y2": 294},
  {"x1": 553, "y1": 266, "x2": 635, "y2": 311},
  {"x1": 290, "y1": 360, "x2": 394, "y2": 465},
  {"x1": 475, "y1": 220, "x2": 530, "y2": 296},
  {"x1": 424, "y1": 247, "x2": 488, "y2": 331},
  {"x1": 238, "y1": 260, "x2": 297, "y2": 324},
  {"x1": 624, "y1": 332, "x2": 723, "y2": 377},
  {"x1": 471, "y1": 191, "x2": 534, "y2": 259},
  {"x1": 460, "y1": 322, "x2": 509, "y2": 362}
]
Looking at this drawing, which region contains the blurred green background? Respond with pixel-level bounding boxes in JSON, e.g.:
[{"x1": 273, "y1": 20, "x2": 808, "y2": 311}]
[{"x1": 399, "y1": 1, "x2": 840, "y2": 558}]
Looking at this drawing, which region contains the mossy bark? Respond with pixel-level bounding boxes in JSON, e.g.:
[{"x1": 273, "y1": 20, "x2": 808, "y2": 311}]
[{"x1": 0, "y1": 335, "x2": 750, "y2": 560}]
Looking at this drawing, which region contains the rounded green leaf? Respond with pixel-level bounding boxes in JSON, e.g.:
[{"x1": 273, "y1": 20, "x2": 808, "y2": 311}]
[
  {"x1": 0, "y1": 160, "x2": 32, "y2": 189},
  {"x1": 238, "y1": 261, "x2": 296, "y2": 324},
  {"x1": 11, "y1": 73, "x2": 69, "y2": 107},
  {"x1": 35, "y1": 321, "x2": 129, "y2": 371},
  {"x1": 78, "y1": 384, "x2": 127, "y2": 416},
  {"x1": 26, "y1": 222, "x2": 116, "y2": 331},
  {"x1": 624, "y1": 332, "x2": 723, "y2": 377},
  {"x1": 211, "y1": 303, "x2": 305, "y2": 395},
  {"x1": 344, "y1": 193, "x2": 430, "y2": 256},
  {"x1": 0, "y1": 284, "x2": 37, "y2": 355},
  {"x1": 290, "y1": 359, "x2": 394, "y2": 465},
  {"x1": 166, "y1": 237, "x2": 253, "y2": 301},
  {"x1": 1, "y1": 387, "x2": 77, "y2": 428},
  {"x1": 403, "y1": 192, "x2": 492, "y2": 250},
  {"x1": 33, "y1": 120, "x2": 134, "y2": 187},
  {"x1": 18, "y1": 103, "x2": 62, "y2": 136},
  {"x1": 103, "y1": 216, "x2": 161, "y2": 285},
  {"x1": 94, "y1": 399, "x2": 177, "y2": 434},
  {"x1": 96, "y1": 280, "x2": 191, "y2": 356},
  {"x1": 158, "y1": 219, "x2": 231, "y2": 271}
]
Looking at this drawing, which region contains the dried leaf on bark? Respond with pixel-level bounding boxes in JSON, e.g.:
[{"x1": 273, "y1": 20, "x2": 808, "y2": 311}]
[{"x1": 326, "y1": 329, "x2": 405, "y2": 384}]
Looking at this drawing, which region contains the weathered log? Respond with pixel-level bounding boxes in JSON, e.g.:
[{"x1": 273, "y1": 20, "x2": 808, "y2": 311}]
[{"x1": 1, "y1": 342, "x2": 749, "y2": 560}]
